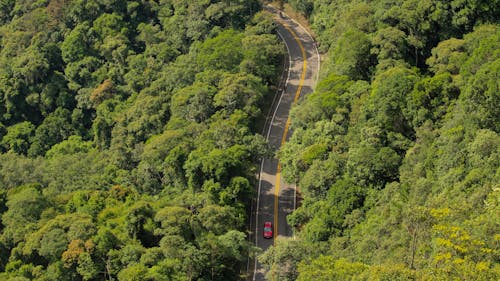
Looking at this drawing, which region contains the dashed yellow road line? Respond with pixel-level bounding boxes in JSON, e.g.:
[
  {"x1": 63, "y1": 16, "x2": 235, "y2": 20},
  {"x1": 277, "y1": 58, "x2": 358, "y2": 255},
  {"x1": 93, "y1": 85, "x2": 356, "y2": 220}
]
[{"x1": 273, "y1": 19, "x2": 307, "y2": 244}]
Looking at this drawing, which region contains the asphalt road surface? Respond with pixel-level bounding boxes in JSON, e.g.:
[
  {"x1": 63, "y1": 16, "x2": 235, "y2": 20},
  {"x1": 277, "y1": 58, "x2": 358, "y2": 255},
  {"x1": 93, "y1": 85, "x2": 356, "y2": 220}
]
[{"x1": 248, "y1": 5, "x2": 319, "y2": 281}]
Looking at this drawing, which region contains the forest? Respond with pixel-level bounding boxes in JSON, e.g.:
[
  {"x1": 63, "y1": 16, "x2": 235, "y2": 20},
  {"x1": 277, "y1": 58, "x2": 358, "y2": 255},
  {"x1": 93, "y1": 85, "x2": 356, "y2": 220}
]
[
  {"x1": 0, "y1": 0, "x2": 498, "y2": 281},
  {"x1": 0, "y1": 0, "x2": 285, "y2": 280},
  {"x1": 260, "y1": 0, "x2": 499, "y2": 280}
]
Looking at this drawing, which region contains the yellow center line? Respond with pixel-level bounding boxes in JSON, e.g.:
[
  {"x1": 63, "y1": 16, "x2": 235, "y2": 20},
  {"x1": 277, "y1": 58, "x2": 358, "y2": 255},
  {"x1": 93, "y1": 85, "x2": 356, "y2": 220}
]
[{"x1": 274, "y1": 20, "x2": 308, "y2": 244}]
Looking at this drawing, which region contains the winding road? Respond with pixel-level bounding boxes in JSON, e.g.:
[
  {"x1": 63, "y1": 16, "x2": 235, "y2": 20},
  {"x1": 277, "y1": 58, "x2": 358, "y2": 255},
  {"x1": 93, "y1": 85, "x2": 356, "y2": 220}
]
[{"x1": 248, "y1": 5, "x2": 319, "y2": 281}]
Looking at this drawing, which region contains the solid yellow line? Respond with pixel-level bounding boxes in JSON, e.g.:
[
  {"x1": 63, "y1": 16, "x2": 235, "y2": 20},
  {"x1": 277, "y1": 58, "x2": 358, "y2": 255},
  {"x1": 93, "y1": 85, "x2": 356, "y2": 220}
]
[{"x1": 274, "y1": 19, "x2": 307, "y2": 244}]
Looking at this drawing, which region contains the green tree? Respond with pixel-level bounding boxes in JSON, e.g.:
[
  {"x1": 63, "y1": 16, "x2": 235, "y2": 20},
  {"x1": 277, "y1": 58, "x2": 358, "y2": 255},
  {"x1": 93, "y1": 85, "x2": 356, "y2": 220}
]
[
  {"x1": 45, "y1": 135, "x2": 93, "y2": 158},
  {"x1": 1, "y1": 122, "x2": 35, "y2": 155},
  {"x1": 117, "y1": 263, "x2": 148, "y2": 281},
  {"x1": 214, "y1": 72, "x2": 265, "y2": 118},
  {"x1": 0, "y1": 0, "x2": 14, "y2": 24},
  {"x1": 274, "y1": 2, "x2": 499, "y2": 280},
  {"x1": 241, "y1": 33, "x2": 284, "y2": 83},
  {"x1": 329, "y1": 29, "x2": 374, "y2": 80},
  {"x1": 77, "y1": 252, "x2": 99, "y2": 281},
  {"x1": 196, "y1": 204, "x2": 243, "y2": 235},
  {"x1": 406, "y1": 73, "x2": 459, "y2": 127},
  {"x1": 289, "y1": 0, "x2": 314, "y2": 18},
  {"x1": 22, "y1": 213, "x2": 95, "y2": 263},
  {"x1": 125, "y1": 202, "x2": 153, "y2": 242},
  {"x1": 195, "y1": 29, "x2": 244, "y2": 72},
  {"x1": 171, "y1": 83, "x2": 216, "y2": 123},
  {"x1": 1, "y1": 184, "x2": 47, "y2": 246},
  {"x1": 0, "y1": 1, "x2": 280, "y2": 279},
  {"x1": 371, "y1": 27, "x2": 407, "y2": 66},
  {"x1": 297, "y1": 257, "x2": 368, "y2": 281},
  {"x1": 259, "y1": 238, "x2": 313, "y2": 281},
  {"x1": 61, "y1": 22, "x2": 93, "y2": 63},
  {"x1": 154, "y1": 206, "x2": 192, "y2": 239},
  {"x1": 426, "y1": 38, "x2": 466, "y2": 75},
  {"x1": 369, "y1": 67, "x2": 419, "y2": 137},
  {"x1": 462, "y1": 59, "x2": 499, "y2": 132},
  {"x1": 28, "y1": 108, "x2": 74, "y2": 157},
  {"x1": 0, "y1": 153, "x2": 42, "y2": 189}
]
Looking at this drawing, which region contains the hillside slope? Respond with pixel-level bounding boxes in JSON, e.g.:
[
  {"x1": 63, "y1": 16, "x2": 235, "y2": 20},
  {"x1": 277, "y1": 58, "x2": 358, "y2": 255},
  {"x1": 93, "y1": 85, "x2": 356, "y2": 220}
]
[
  {"x1": 261, "y1": 0, "x2": 499, "y2": 280},
  {"x1": 0, "y1": 1, "x2": 285, "y2": 280}
]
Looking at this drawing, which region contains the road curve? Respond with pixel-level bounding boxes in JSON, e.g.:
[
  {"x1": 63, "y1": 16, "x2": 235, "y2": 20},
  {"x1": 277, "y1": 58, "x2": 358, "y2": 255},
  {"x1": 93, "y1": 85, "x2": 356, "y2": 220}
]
[{"x1": 249, "y1": 5, "x2": 319, "y2": 281}]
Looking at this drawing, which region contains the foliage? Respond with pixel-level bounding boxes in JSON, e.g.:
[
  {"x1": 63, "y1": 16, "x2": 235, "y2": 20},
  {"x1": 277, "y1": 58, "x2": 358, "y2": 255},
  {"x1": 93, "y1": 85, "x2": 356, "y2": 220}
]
[
  {"x1": 0, "y1": 1, "x2": 281, "y2": 280},
  {"x1": 261, "y1": 1, "x2": 500, "y2": 280}
]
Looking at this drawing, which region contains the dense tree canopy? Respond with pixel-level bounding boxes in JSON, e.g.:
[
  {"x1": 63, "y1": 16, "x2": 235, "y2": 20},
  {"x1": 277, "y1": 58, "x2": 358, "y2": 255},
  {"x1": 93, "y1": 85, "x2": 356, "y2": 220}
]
[
  {"x1": 0, "y1": 0, "x2": 283, "y2": 280},
  {"x1": 0, "y1": 0, "x2": 498, "y2": 280},
  {"x1": 262, "y1": 0, "x2": 499, "y2": 280}
]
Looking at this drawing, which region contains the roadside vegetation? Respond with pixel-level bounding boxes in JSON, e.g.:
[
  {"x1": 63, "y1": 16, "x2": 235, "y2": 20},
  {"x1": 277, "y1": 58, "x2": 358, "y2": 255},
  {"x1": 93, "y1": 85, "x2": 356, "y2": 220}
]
[
  {"x1": 0, "y1": 1, "x2": 285, "y2": 280},
  {"x1": 261, "y1": 0, "x2": 499, "y2": 280}
]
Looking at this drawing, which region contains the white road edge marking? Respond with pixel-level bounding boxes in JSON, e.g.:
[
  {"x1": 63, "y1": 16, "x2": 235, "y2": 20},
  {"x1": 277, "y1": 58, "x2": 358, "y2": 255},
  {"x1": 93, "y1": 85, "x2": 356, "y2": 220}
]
[
  {"x1": 270, "y1": 5, "x2": 320, "y2": 241},
  {"x1": 251, "y1": 5, "x2": 321, "y2": 280},
  {"x1": 252, "y1": 26, "x2": 293, "y2": 281},
  {"x1": 266, "y1": 30, "x2": 292, "y2": 142},
  {"x1": 283, "y1": 9, "x2": 321, "y2": 87},
  {"x1": 246, "y1": 29, "x2": 290, "y2": 277}
]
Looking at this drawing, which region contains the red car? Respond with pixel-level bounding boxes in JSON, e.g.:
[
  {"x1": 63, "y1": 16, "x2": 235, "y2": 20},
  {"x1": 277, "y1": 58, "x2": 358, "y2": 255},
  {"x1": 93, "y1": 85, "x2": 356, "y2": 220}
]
[{"x1": 263, "y1": 221, "x2": 273, "y2": 239}]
